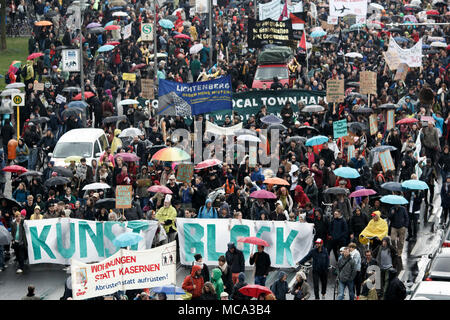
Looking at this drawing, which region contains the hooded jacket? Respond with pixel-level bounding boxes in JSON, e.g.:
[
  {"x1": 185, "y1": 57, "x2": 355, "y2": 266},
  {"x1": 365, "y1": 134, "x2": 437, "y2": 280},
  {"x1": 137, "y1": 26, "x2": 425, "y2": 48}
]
[
  {"x1": 231, "y1": 272, "x2": 250, "y2": 300},
  {"x1": 384, "y1": 268, "x2": 406, "y2": 300},
  {"x1": 182, "y1": 265, "x2": 204, "y2": 299},
  {"x1": 359, "y1": 211, "x2": 389, "y2": 244},
  {"x1": 329, "y1": 215, "x2": 348, "y2": 241},
  {"x1": 294, "y1": 185, "x2": 310, "y2": 208},
  {"x1": 388, "y1": 205, "x2": 409, "y2": 229},
  {"x1": 211, "y1": 268, "x2": 224, "y2": 299},
  {"x1": 374, "y1": 236, "x2": 399, "y2": 270},
  {"x1": 225, "y1": 242, "x2": 245, "y2": 274},
  {"x1": 197, "y1": 199, "x2": 218, "y2": 219},
  {"x1": 110, "y1": 129, "x2": 122, "y2": 154},
  {"x1": 270, "y1": 271, "x2": 289, "y2": 300}
]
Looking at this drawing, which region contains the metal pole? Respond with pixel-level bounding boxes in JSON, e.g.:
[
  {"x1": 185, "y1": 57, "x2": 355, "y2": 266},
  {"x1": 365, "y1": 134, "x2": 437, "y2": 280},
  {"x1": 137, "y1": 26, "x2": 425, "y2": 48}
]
[
  {"x1": 79, "y1": 6, "x2": 85, "y2": 102},
  {"x1": 254, "y1": 0, "x2": 257, "y2": 19},
  {"x1": 153, "y1": 1, "x2": 158, "y2": 89},
  {"x1": 16, "y1": 105, "x2": 20, "y2": 140},
  {"x1": 209, "y1": 0, "x2": 212, "y2": 68}
]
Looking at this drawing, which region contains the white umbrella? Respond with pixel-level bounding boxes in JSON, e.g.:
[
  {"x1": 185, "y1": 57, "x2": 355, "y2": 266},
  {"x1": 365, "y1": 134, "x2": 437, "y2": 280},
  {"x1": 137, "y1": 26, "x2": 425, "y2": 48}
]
[
  {"x1": 119, "y1": 127, "x2": 144, "y2": 138},
  {"x1": 190, "y1": 43, "x2": 203, "y2": 54},
  {"x1": 431, "y1": 41, "x2": 447, "y2": 48},
  {"x1": 366, "y1": 22, "x2": 382, "y2": 29},
  {"x1": 149, "y1": 53, "x2": 168, "y2": 59},
  {"x1": 411, "y1": 0, "x2": 421, "y2": 5},
  {"x1": 112, "y1": 11, "x2": 129, "y2": 17},
  {"x1": 369, "y1": 3, "x2": 384, "y2": 11},
  {"x1": 237, "y1": 135, "x2": 262, "y2": 143},
  {"x1": 119, "y1": 99, "x2": 139, "y2": 106},
  {"x1": 82, "y1": 182, "x2": 111, "y2": 191},
  {"x1": 345, "y1": 52, "x2": 363, "y2": 59},
  {"x1": 1, "y1": 89, "x2": 20, "y2": 97},
  {"x1": 5, "y1": 82, "x2": 25, "y2": 89},
  {"x1": 428, "y1": 36, "x2": 445, "y2": 42}
]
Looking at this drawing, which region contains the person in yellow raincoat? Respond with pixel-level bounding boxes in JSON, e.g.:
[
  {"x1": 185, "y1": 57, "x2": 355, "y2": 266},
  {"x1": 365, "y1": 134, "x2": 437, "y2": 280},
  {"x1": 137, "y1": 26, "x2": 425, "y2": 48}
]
[
  {"x1": 155, "y1": 194, "x2": 177, "y2": 243},
  {"x1": 359, "y1": 211, "x2": 388, "y2": 248},
  {"x1": 110, "y1": 128, "x2": 122, "y2": 154}
]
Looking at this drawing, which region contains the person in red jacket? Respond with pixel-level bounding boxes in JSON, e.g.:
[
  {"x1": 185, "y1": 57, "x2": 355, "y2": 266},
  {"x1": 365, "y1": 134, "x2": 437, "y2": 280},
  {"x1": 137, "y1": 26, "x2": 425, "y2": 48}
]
[
  {"x1": 182, "y1": 264, "x2": 204, "y2": 300},
  {"x1": 294, "y1": 185, "x2": 310, "y2": 208}
]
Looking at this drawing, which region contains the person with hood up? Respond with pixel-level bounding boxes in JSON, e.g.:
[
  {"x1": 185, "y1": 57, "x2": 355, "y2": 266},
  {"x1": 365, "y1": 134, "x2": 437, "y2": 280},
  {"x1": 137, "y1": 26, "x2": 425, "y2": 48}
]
[
  {"x1": 374, "y1": 236, "x2": 399, "y2": 299},
  {"x1": 211, "y1": 268, "x2": 224, "y2": 299},
  {"x1": 218, "y1": 255, "x2": 233, "y2": 295},
  {"x1": 359, "y1": 211, "x2": 389, "y2": 251},
  {"x1": 294, "y1": 185, "x2": 310, "y2": 208},
  {"x1": 384, "y1": 267, "x2": 407, "y2": 301},
  {"x1": 290, "y1": 271, "x2": 311, "y2": 300},
  {"x1": 110, "y1": 129, "x2": 122, "y2": 154},
  {"x1": 197, "y1": 199, "x2": 218, "y2": 218},
  {"x1": 270, "y1": 271, "x2": 289, "y2": 300},
  {"x1": 225, "y1": 242, "x2": 245, "y2": 285},
  {"x1": 193, "y1": 253, "x2": 210, "y2": 282},
  {"x1": 231, "y1": 272, "x2": 250, "y2": 300},
  {"x1": 182, "y1": 264, "x2": 204, "y2": 300},
  {"x1": 155, "y1": 194, "x2": 177, "y2": 242}
]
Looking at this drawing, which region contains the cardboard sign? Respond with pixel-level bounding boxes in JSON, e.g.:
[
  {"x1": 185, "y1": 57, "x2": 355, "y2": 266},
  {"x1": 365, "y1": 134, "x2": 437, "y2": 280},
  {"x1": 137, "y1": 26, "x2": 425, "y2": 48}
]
[
  {"x1": 115, "y1": 185, "x2": 133, "y2": 209},
  {"x1": 34, "y1": 82, "x2": 44, "y2": 91},
  {"x1": 176, "y1": 163, "x2": 194, "y2": 184},
  {"x1": 122, "y1": 73, "x2": 136, "y2": 82},
  {"x1": 394, "y1": 63, "x2": 409, "y2": 81},
  {"x1": 326, "y1": 79, "x2": 345, "y2": 103},
  {"x1": 369, "y1": 114, "x2": 378, "y2": 136},
  {"x1": 360, "y1": 71, "x2": 377, "y2": 95},
  {"x1": 386, "y1": 109, "x2": 395, "y2": 130},
  {"x1": 379, "y1": 150, "x2": 395, "y2": 172},
  {"x1": 347, "y1": 145, "x2": 355, "y2": 162},
  {"x1": 333, "y1": 119, "x2": 348, "y2": 139},
  {"x1": 141, "y1": 78, "x2": 155, "y2": 100},
  {"x1": 327, "y1": 16, "x2": 338, "y2": 24}
]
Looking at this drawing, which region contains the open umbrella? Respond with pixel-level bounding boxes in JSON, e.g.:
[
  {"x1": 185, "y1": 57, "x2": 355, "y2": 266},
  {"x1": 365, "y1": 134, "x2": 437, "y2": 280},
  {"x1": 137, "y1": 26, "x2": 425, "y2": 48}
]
[
  {"x1": 52, "y1": 166, "x2": 74, "y2": 177},
  {"x1": 301, "y1": 105, "x2": 324, "y2": 113},
  {"x1": 333, "y1": 167, "x2": 360, "y2": 178},
  {"x1": 147, "y1": 185, "x2": 173, "y2": 194},
  {"x1": 106, "y1": 41, "x2": 121, "y2": 46},
  {"x1": 394, "y1": 36, "x2": 409, "y2": 43},
  {"x1": 239, "y1": 285, "x2": 272, "y2": 298},
  {"x1": 0, "y1": 106, "x2": 13, "y2": 115},
  {"x1": 371, "y1": 146, "x2": 397, "y2": 153},
  {"x1": 286, "y1": 136, "x2": 306, "y2": 144},
  {"x1": 237, "y1": 135, "x2": 261, "y2": 143},
  {"x1": 267, "y1": 123, "x2": 287, "y2": 131},
  {"x1": 0, "y1": 225, "x2": 12, "y2": 245},
  {"x1": 151, "y1": 285, "x2": 186, "y2": 295},
  {"x1": 5, "y1": 82, "x2": 25, "y2": 89},
  {"x1": 353, "y1": 107, "x2": 373, "y2": 114},
  {"x1": 189, "y1": 43, "x2": 203, "y2": 54},
  {"x1": 61, "y1": 108, "x2": 83, "y2": 118},
  {"x1": 380, "y1": 195, "x2": 408, "y2": 205},
  {"x1": 87, "y1": 27, "x2": 105, "y2": 34},
  {"x1": 2, "y1": 165, "x2": 27, "y2": 174},
  {"x1": 62, "y1": 86, "x2": 81, "y2": 93},
  {"x1": 118, "y1": 127, "x2": 144, "y2": 138},
  {"x1": 72, "y1": 92, "x2": 95, "y2": 100},
  {"x1": 297, "y1": 126, "x2": 320, "y2": 135},
  {"x1": 86, "y1": 22, "x2": 102, "y2": 29},
  {"x1": 159, "y1": 19, "x2": 174, "y2": 29},
  {"x1": 348, "y1": 122, "x2": 367, "y2": 132},
  {"x1": 94, "y1": 198, "x2": 116, "y2": 209},
  {"x1": 381, "y1": 182, "x2": 403, "y2": 192},
  {"x1": 0, "y1": 196, "x2": 22, "y2": 210},
  {"x1": 401, "y1": 179, "x2": 429, "y2": 190},
  {"x1": 27, "y1": 52, "x2": 44, "y2": 60},
  {"x1": 345, "y1": 52, "x2": 363, "y2": 59},
  {"x1": 35, "y1": 20, "x2": 53, "y2": 27},
  {"x1": 260, "y1": 114, "x2": 283, "y2": 125},
  {"x1": 114, "y1": 152, "x2": 140, "y2": 162},
  {"x1": 305, "y1": 135, "x2": 328, "y2": 147},
  {"x1": 263, "y1": 177, "x2": 290, "y2": 186},
  {"x1": 112, "y1": 11, "x2": 129, "y2": 17},
  {"x1": 426, "y1": 9, "x2": 440, "y2": 15},
  {"x1": 44, "y1": 176, "x2": 71, "y2": 187},
  {"x1": 378, "y1": 103, "x2": 397, "y2": 109},
  {"x1": 130, "y1": 63, "x2": 147, "y2": 72},
  {"x1": 68, "y1": 101, "x2": 88, "y2": 109},
  {"x1": 323, "y1": 187, "x2": 350, "y2": 195},
  {"x1": 234, "y1": 129, "x2": 257, "y2": 136},
  {"x1": 82, "y1": 182, "x2": 111, "y2": 191},
  {"x1": 113, "y1": 232, "x2": 143, "y2": 248},
  {"x1": 238, "y1": 236, "x2": 270, "y2": 247},
  {"x1": 310, "y1": 29, "x2": 327, "y2": 38},
  {"x1": 104, "y1": 24, "x2": 120, "y2": 31},
  {"x1": 1, "y1": 89, "x2": 20, "y2": 97},
  {"x1": 431, "y1": 41, "x2": 447, "y2": 48},
  {"x1": 194, "y1": 159, "x2": 222, "y2": 170},
  {"x1": 119, "y1": 99, "x2": 139, "y2": 106},
  {"x1": 396, "y1": 118, "x2": 419, "y2": 125},
  {"x1": 148, "y1": 145, "x2": 167, "y2": 157},
  {"x1": 103, "y1": 115, "x2": 128, "y2": 124},
  {"x1": 174, "y1": 34, "x2": 191, "y2": 40},
  {"x1": 18, "y1": 170, "x2": 43, "y2": 178},
  {"x1": 249, "y1": 190, "x2": 277, "y2": 199},
  {"x1": 349, "y1": 189, "x2": 377, "y2": 198},
  {"x1": 151, "y1": 147, "x2": 190, "y2": 162},
  {"x1": 29, "y1": 117, "x2": 50, "y2": 124},
  {"x1": 369, "y1": 3, "x2": 384, "y2": 11},
  {"x1": 97, "y1": 45, "x2": 115, "y2": 52}
]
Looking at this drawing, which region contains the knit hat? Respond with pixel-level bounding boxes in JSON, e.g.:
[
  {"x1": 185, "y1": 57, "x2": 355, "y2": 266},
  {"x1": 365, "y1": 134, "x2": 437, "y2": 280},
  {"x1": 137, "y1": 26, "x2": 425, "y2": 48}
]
[{"x1": 20, "y1": 209, "x2": 27, "y2": 217}]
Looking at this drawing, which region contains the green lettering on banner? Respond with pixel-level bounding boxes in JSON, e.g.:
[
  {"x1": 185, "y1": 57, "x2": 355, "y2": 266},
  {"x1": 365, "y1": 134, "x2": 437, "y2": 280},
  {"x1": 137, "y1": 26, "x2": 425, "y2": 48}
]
[
  {"x1": 276, "y1": 227, "x2": 298, "y2": 266},
  {"x1": 79, "y1": 221, "x2": 104, "y2": 258},
  {"x1": 29, "y1": 225, "x2": 56, "y2": 260},
  {"x1": 104, "y1": 221, "x2": 122, "y2": 257},
  {"x1": 255, "y1": 226, "x2": 271, "y2": 239},
  {"x1": 126, "y1": 220, "x2": 150, "y2": 251},
  {"x1": 207, "y1": 224, "x2": 224, "y2": 261},
  {"x1": 56, "y1": 222, "x2": 75, "y2": 259},
  {"x1": 230, "y1": 225, "x2": 250, "y2": 261},
  {"x1": 184, "y1": 223, "x2": 204, "y2": 262}
]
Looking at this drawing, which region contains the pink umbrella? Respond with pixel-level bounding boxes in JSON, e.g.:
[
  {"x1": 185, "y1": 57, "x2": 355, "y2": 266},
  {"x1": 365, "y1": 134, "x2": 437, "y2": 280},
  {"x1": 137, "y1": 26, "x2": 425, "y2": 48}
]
[
  {"x1": 105, "y1": 25, "x2": 120, "y2": 31},
  {"x1": 349, "y1": 189, "x2": 377, "y2": 198},
  {"x1": 194, "y1": 158, "x2": 222, "y2": 170},
  {"x1": 27, "y1": 52, "x2": 44, "y2": 60},
  {"x1": 396, "y1": 118, "x2": 418, "y2": 125},
  {"x1": 114, "y1": 152, "x2": 140, "y2": 162},
  {"x1": 238, "y1": 237, "x2": 270, "y2": 247},
  {"x1": 174, "y1": 33, "x2": 191, "y2": 40},
  {"x1": 249, "y1": 190, "x2": 277, "y2": 199},
  {"x1": 147, "y1": 185, "x2": 173, "y2": 194}
]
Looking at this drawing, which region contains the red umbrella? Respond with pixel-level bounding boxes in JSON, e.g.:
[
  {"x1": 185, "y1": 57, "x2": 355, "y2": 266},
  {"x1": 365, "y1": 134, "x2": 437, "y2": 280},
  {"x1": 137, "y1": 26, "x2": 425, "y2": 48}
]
[
  {"x1": 349, "y1": 189, "x2": 377, "y2": 198},
  {"x1": 106, "y1": 41, "x2": 120, "y2": 46},
  {"x1": 239, "y1": 285, "x2": 272, "y2": 298},
  {"x1": 114, "y1": 152, "x2": 140, "y2": 162},
  {"x1": 237, "y1": 236, "x2": 270, "y2": 247},
  {"x1": 147, "y1": 185, "x2": 173, "y2": 194},
  {"x1": 396, "y1": 118, "x2": 419, "y2": 125},
  {"x1": 2, "y1": 165, "x2": 28, "y2": 174},
  {"x1": 249, "y1": 190, "x2": 277, "y2": 199},
  {"x1": 72, "y1": 92, "x2": 95, "y2": 100},
  {"x1": 27, "y1": 52, "x2": 44, "y2": 60},
  {"x1": 130, "y1": 63, "x2": 147, "y2": 72},
  {"x1": 105, "y1": 25, "x2": 120, "y2": 31},
  {"x1": 174, "y1": 33, "x2": 191, "y2": 40},
  {"x1": 426, "y1": 10, "x2": 440, "y2": 15},
  {"x1": 194, "y1": 158, "x2": 222, "y2": 170}
]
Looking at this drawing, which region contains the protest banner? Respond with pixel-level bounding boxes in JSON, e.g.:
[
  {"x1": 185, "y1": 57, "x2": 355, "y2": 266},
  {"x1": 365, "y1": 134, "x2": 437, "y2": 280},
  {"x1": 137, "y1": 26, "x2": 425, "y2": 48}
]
[
  {"x1": 122, "y1": 73, "x2": 136, "y2": 82},
  {"x1": 360, "y1": 71, "x2": 377, "y2": 95},
  {"x1": 195, "y1": 0, "x2": 208, "y2": 13},
  {"x1": 369, "y1": 114, "x2": 378, "y2": 136},
  {"x1": 386, "y1": 109, "x2": 395, "y2": 130},
  {"x1": 24, "y1": 218, "x2": 159, "y2": 264},
  {"x1": 329, "y1": 0, "x2": 368, "y2": 17},
  {"x1": 56, "y1": 94, "x2": 67, "y2": 104},
  {"x1": 176, "y1": 218, "x2": 314, "y2": 268},
  {"x1": 33, "y1": 82, "x2": 44, "y2": 91},
  {"x1": 379, "y1": 150, "x2": 395, "y2": 172},
  {"x1": 122, "y1": 22, "x2": 132, "y2": 40},
  {"x1": 141, "y1": 78, "x2": 154, "y2": 99},
  {"x1": 157, "y1": 76, "x2": 232, "y2": 116},
  {"x1": 247, "y1": 18, "x2": 294, "y2": 48},
  {"x1": 394, "y1": 63, "x2": 409, "y2": 81},
  {"x1": 326, "y1": 79, "x2": 344, "y2": 103},
  {"x1": 327, "y1": 16, "x2": 338, "y2": 24},
  {"x1": 116, "y1": 185, "x2": 132, "y2": 209},
  {"x1": 176, "y1": 164, "x2": 194, "y2": 184},
  {"x1": 347, "y1": 144, "x2": 355, "y2": 162},
  {"x1": 333, "y1": 119, "x2": 348, "y2": 139},
  {"x1": 71, "y1": 241, "x2": 177, "y2": 300},
  {"x1": 259, "y1": 0, "x2": 303, "y2": 21},
  {"x1": 384, "y1": 36, "x2": 422, "y2": 69}
]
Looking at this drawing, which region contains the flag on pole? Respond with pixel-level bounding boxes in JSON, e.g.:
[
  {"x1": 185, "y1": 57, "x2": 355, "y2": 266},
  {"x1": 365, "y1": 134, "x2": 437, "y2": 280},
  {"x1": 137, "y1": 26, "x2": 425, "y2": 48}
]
[
  {"x1": 278, "y1": 1, "x2": 289, "y2": 21},
  {"x1": 298, "y1": 31, "x2": 306, "y2": 50}
]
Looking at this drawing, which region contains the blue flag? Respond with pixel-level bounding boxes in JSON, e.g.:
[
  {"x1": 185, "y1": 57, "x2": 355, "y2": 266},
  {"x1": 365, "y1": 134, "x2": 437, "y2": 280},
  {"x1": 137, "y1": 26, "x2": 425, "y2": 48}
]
[{"x1": 157, "y1": 76, "x2": 233, "y2": 116}]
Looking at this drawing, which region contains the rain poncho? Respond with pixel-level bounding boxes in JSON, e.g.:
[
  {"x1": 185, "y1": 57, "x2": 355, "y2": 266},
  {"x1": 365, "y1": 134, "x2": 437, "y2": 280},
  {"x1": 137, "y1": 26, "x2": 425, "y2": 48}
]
[
  {"x1": 211, "y1": 268, "x2": 224, "y2": 299},
  {"x1": 359, "y1": 211, "x2": 388, "y2": 244},
  {"x1": 110, "y1": 129, "x2": 122, "y2": 153}
]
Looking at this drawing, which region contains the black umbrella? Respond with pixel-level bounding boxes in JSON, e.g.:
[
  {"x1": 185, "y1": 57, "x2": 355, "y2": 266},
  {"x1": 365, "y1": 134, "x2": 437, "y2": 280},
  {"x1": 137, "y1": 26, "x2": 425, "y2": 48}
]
[
  {"x1": 286, "y1": 136, "x2": 306, "y2": 143},
  {"x1": 353, "y1": 107, "x2": 373, "y2": 114},
  {"x1": 388, "y1": 28, "x2": 402, "y2": 33},
  {"x1": 62, "y1": 107, "x2": 83, "y2": 117},
  {"x1": 378, "y1": 103, "x2": 397, "y2": 109},
  {"x1": 371, "y1": 146, "x2": 397, "y2": 153},
  {"x1": 103, "y1": 115, "x2": 128, "y2": 124},
  {"x1": 0, "y1": 196, "x2": 23, "y2": 210},
  {"x1": 52, "y1": 166, "x2": 74, "y2": 177},
  {"x1": 348, "y1": 122, "x2": 367, "y2": 132},
  {"x1": 381, "y1": 182, "x2": 403, "y2": 192},
  {"x1": 44, "y1": 176, "x2": 71, "y2": 187},
  {"x1": 88, "y1": 27, "x2": 105, "y2": 34},
  {"x1": 297, "y1": 126, "x2": 320, "y2": 134},
  {"x1": 19, "y1": 170, "x2": 43, "y2": 178},
  {"x1": 346, "y1": 92, "x2": 366, "y2": 100},
  {"x1": 62, "y1": 87, "x2": 81, "y2": 93},
  {"x1": 166, "y1": 15, "x2": 178, "y2": 22},
  {"x1": 267, "y1": 123, "x2": 288, "y2": 131},
  {"x1": 29, "y1": 117, "x2": 50, "y2": 124},
  {"x1": 323, "y1": 187, "x2": 350, "y2": 195},
  {"x1": 94, "y1": 198, "x2": 116, "y2": 209},
  {"x1": 346, "y1": 82, "x2": 360, "y2": 87}
]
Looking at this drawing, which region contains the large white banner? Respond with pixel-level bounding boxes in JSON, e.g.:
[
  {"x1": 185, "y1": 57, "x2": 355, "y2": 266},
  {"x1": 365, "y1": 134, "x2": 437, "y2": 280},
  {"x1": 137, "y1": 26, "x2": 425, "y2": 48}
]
[
  {"x1": 122, "y1": 22, "x2": 133, "y2": 40},
  {"x1": 259, "y1": 0, "x2": 303, "y2": 21},
  {"x1": 71, "y1": 241, "x2": 177, "y2": 300},
  {"x1": 24, "y1": 218, "x2": 159, "y2": 265},
  {"x1": 329, "y1": 0, "x2": 368, "y2": 17},
  {"x1": 205, "y1": 121, "x2": 243, "y2": 136},
  {"x1": 176, "y1": 218, "x2": 314, "y2": 268},
  {"x1": 385, "y1": 36, "x2": 422, "y2": 69}
]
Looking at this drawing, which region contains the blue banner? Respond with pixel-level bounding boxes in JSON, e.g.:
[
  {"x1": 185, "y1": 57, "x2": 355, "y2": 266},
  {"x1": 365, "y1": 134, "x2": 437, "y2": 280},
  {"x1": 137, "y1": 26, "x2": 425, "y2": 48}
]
[{"x1": 157, "y1": 76, "x2": 233, "y2": 116}]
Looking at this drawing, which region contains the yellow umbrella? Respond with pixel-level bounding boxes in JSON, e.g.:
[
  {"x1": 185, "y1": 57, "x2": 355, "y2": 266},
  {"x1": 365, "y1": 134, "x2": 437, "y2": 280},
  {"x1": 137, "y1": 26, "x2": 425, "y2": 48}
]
[
  {"x1": 35, "y1": 20, "x2": 53, "y2": 27},
  {"x1": 64, "y1": 156, "x2": 82, "y2": 163}
]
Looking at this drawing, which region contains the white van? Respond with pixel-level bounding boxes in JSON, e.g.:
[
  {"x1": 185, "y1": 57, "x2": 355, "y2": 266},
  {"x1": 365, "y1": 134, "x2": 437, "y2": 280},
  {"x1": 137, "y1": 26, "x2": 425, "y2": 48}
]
[{"x1": 49, "y1": 128, "x2": 109, "y2": 167}]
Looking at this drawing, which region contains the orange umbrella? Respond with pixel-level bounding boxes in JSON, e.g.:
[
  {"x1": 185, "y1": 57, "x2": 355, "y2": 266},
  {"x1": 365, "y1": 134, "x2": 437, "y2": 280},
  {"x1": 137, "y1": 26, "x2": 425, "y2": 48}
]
[
  {"x1": 35, "y1": 20, "x2": 53, "y2": 27},
  {"x1": 263, "y1": 177, "x2": 290, "y2": 186}
]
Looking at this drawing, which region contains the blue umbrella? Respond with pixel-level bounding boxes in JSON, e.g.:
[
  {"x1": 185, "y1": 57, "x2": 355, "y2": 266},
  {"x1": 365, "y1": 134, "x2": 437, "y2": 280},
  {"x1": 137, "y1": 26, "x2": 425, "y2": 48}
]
[
  {"x1": 112, "y1": 232, "x2": 143, "y2": 247},
  {"x1": 422, "y1": 44, "x2": 431, "y2": 49},
  {"x1": 333, "y1": 167, "x2": 360, "y2": 179},
  {"x1": 260, "y1": 114, "x2": 283, "y2": 125},
  {"x1": 370, "y1": 145, "x2": 397, "y2": 153},
  {"x1": 305, "y1": 135, "x2": 329, "y2": 147},
  {"x1": 310, "y1": 29, "x2": 327, "y2": 38},
  {"x1": 104, "y1": 21, "x2": 114, "y2": 27},
  {"x1": 381, "y1": 182, "x2": 403, "y2": 192},
  {"x1": 401, "y1": 179, "x2": 429, "y2": 190},
  {"x1": 380, "y1": 195, "x2": 408, "y2": 205},
  {"x1": 68, "y1": 101, "x2": 88, "y2": 109},
  {"x1": 97, "y1": 44, "x2": 115, "y2": 52},
  {"x1": 159, "y1": 19, "x2": 174, "y2": 29},
  {"x1": 152, "y1": 285, "x2": 185, "y2": 295},
  {"x1": 394, "y1": 36, "x2": 409, "y2": 43}
]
